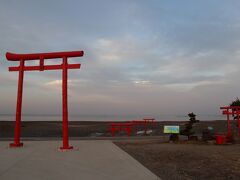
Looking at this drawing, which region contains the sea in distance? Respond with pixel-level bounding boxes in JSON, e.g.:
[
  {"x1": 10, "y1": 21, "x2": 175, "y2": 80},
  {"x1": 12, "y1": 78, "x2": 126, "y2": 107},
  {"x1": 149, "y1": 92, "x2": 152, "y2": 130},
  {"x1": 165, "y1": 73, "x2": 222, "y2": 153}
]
[{"x1": 0, "y1": 114, "x2": 226, "y2": 122}]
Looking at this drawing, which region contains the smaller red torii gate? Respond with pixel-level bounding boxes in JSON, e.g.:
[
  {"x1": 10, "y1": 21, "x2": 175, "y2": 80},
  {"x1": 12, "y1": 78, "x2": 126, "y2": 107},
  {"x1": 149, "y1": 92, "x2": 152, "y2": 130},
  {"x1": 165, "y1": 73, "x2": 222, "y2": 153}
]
[
  {"x1": 6, "y1": 50, "x2": 84, "y2": 150},
  {"x1": 132, "y1": 118, "x2": 155, "y2": 135},
  {"x1": 110, "y1": 118, "x2": 155, "y2": 137},
  {"x1": 110, "y1": 122, "x2": 134, "y2": 137},
  {"x1": 220, "y1": 106, "x2": 240, "y2": 139}
]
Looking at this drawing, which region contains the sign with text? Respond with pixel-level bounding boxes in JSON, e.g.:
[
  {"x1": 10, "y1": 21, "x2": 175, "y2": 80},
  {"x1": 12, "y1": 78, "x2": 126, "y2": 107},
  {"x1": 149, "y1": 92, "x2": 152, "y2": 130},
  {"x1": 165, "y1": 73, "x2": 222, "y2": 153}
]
[{"x1": 164, "y1": 126, "x2": 180, "y2": 134}]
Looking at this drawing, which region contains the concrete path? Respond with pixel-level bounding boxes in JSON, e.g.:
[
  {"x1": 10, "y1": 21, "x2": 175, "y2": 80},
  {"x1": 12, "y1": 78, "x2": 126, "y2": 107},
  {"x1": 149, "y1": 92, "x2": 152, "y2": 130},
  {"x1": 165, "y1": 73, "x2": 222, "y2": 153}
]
[{"x1": 0, "y1": 140, "x2": 160, "y2": 180}]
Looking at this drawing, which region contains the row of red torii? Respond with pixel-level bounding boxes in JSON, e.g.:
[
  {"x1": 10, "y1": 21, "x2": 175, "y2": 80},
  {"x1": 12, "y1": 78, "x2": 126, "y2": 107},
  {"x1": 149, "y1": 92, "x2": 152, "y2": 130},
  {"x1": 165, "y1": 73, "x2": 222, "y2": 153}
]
[
  {"x1": 5, "y1": 50, "x2": 240, "y2": 150},
  {"x1": 5, "y1": 50, "x2": 156, "y2": 150}
]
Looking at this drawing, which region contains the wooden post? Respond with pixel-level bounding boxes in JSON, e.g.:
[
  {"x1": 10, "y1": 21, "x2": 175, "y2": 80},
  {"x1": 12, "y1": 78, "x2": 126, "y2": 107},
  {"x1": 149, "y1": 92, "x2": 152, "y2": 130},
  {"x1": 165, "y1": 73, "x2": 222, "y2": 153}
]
[
  {"x1": 60, "y1": 57, "x2": 73, "y2": 150},
  {"x1": 10, "y1": 60, "x2": 25, "y2": 147}
]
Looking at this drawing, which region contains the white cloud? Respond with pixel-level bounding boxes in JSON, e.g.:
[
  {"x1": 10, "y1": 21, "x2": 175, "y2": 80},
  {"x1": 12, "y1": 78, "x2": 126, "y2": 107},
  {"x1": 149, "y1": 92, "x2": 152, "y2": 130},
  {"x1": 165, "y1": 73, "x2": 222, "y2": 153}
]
[
  {"x1": 164, "y1": 80, "x2": 227, "y2": 92},
  {"x1": 45, "y1": 80, "x2": 62, "y2": 87},
  {"x1": 44, "y1": 80, "x2": 83, "y2": 89},
  {"x1": 133, "y1": 80, "x2": 151, "y2": 85},
  {"x1": 1, "y1": 1, "x2": 240, "y2": 116}
]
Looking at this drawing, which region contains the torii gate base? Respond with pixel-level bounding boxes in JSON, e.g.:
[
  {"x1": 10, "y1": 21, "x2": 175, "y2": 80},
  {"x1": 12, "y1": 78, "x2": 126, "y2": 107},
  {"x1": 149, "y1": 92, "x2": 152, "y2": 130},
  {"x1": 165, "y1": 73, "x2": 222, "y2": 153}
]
[
  {"x1": 10, "y1": 142, "x2": 23, "y2": 147},
  {"x1": 6, "y1": 51, "x2": 84, "y2": 150}
]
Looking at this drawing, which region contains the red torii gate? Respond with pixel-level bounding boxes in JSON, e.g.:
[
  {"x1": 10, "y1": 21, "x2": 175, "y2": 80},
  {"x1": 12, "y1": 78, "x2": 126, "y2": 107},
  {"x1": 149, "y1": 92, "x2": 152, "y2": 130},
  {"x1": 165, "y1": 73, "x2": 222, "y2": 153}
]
[
  {"x1": 132, "y1": 118, "x2": 155, "y2": 135},
  {"x1": 6, "y1": 50, "x2": 84, "y2": 150},
  {"x1": 220, "y1": 106, "x2": 240, "y2": 139},
  {"x1": 109, "y1": 118, "x2": 155, "y2": 137}
]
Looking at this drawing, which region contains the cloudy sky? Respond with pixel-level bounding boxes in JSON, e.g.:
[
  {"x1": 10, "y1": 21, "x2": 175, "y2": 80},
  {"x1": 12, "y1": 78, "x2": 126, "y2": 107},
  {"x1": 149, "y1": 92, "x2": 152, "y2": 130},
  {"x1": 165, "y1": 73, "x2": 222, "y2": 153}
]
[{"x1": 1, "y1": 0, "x2": 240, "y2": 117}]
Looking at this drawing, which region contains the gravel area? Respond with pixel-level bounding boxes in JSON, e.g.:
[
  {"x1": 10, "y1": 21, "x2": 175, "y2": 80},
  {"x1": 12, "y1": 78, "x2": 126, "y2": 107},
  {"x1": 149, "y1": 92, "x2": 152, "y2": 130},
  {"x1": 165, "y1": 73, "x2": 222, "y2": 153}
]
[{"x1": 115, "y1": 140, "x2": 240, "y2": 180}]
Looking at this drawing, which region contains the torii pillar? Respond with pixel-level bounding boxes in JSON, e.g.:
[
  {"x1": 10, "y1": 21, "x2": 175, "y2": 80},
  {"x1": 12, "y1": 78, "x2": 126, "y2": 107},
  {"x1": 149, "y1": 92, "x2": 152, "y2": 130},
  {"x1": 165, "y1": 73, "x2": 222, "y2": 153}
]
[{"x1": 6, "y1": 51, "x2": 84, "y2": 150}]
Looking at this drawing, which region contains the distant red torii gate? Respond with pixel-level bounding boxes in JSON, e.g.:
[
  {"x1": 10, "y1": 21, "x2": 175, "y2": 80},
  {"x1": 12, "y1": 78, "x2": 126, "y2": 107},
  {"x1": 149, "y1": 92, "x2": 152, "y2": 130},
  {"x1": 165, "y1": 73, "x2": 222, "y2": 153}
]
[
  {"x1": 220, "y1": 106, "x2": 240, "y2": 139},
  {"x1": 6, "y1": 50, "x2": 84, "y2": 150}
]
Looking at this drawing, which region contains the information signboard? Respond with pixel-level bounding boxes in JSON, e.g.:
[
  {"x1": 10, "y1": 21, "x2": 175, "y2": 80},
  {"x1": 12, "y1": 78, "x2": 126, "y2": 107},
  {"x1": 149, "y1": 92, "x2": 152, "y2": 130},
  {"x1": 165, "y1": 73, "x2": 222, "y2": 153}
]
[{"x1": 164, "y1": 126, "x2": 180, "y2": 134}]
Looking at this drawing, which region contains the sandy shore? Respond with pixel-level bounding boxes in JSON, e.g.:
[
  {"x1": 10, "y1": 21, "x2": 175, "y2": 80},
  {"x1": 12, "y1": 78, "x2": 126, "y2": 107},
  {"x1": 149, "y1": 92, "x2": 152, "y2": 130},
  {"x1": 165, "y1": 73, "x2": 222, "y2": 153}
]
[
  {"x1": 1, "y1": 120, "x2": 239, "y2": 180},
  {"x1": 0, "y1": 120, "x2": 230, "y2": 138}
]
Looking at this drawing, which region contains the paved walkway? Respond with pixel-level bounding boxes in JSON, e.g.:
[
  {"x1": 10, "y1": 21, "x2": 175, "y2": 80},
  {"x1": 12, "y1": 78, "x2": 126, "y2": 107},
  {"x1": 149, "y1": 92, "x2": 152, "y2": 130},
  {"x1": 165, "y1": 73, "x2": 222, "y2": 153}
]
[{"x1": 0, "y1": 140, "x2": 159, "y2": 180}]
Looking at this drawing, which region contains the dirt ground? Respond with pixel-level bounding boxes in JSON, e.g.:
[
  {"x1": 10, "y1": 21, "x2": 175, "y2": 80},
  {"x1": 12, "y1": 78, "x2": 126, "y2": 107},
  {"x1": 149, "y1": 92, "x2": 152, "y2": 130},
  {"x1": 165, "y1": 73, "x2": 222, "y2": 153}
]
[{"x1": 115, "y1": 140, "x2": 240, "y2": 180}]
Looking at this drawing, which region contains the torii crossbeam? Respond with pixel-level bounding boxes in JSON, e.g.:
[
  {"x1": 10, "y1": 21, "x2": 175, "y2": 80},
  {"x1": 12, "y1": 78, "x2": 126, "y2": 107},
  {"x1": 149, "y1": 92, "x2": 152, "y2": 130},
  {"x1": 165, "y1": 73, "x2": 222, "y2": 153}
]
[{"x1": 6, "y1": 50, "x2": 84, "y2": 150}]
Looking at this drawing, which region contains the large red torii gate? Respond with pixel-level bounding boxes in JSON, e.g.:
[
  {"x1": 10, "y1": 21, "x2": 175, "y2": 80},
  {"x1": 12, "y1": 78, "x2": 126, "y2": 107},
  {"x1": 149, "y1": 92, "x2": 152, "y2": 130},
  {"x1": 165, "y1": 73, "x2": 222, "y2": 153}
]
[{"x1": 6, "y1": 50, "x2": 84, "y2": 150}]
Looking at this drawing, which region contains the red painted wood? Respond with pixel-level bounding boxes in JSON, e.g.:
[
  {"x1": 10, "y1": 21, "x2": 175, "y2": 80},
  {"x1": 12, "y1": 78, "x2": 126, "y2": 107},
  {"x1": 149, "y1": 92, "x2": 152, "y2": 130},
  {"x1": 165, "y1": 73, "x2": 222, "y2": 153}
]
[
  {"x1": 6, "y1": 51, "x2": 84, "y2": 61},
  {"x1": 7, "y1": 51, "x2": 84, "y2": 150},
  {"x1": 60, "y1": 56, "x2": 73, "y2": 150},
  {"x1": 9, "y1": 60, "x2": 25, "y2": 147},
  {"x1": 220, "y1": 106, "x2": 240, "y2": 139},
  {"x1": 109, "y1": 123, "x2": 134, "y2": 137},
  {"x1": 9, "y1": 64, "x2": 81, "y2": 71}
]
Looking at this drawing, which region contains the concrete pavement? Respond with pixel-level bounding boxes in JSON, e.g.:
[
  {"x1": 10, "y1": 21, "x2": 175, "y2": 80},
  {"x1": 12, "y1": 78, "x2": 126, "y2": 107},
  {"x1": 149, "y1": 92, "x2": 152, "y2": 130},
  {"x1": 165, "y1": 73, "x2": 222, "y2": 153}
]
[{"x1": 0, "y1": 140, "x2": 160, "y2": 180}]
